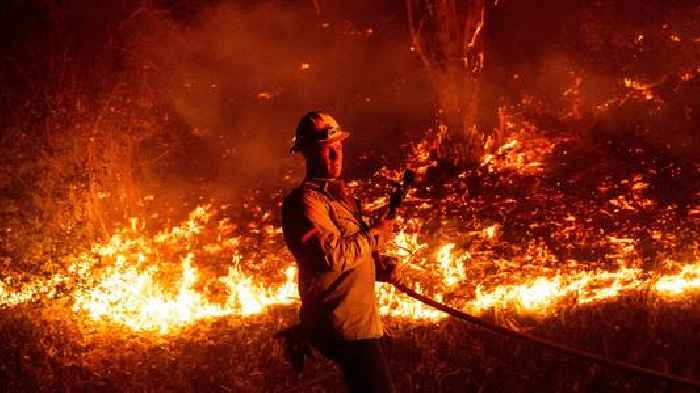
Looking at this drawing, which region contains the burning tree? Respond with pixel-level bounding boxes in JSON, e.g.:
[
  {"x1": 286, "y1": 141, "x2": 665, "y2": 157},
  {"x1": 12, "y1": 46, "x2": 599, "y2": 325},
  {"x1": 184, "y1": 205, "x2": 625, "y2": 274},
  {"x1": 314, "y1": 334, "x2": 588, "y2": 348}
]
[{"x1": 405, "y1": 0, "x2": 498, "y2": 167}]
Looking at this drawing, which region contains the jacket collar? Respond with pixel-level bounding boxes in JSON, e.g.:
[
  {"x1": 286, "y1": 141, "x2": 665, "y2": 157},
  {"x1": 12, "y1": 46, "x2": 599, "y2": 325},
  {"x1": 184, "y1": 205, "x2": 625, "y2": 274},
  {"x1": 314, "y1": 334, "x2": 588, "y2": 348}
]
[
  {"x1": 302, "y1": 177, "x2": 368, "y2": 229},
  {"x1": 302, "y1": 177, "x2": 344, "y2": 194}
]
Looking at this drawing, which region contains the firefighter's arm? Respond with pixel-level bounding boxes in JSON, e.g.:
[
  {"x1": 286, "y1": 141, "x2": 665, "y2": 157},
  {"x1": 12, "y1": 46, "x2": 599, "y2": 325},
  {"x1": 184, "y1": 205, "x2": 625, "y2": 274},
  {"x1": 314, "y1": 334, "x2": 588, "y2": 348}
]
[{"x1": 299, "y1": 192, "x2": 378, "y2": 272}]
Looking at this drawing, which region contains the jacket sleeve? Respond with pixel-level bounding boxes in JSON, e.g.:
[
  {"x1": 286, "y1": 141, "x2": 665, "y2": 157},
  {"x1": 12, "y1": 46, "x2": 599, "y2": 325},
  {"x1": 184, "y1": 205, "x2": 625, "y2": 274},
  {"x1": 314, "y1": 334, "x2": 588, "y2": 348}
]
[{"x1": 297, "y1": 192, "x2": 378, "y2": 272}]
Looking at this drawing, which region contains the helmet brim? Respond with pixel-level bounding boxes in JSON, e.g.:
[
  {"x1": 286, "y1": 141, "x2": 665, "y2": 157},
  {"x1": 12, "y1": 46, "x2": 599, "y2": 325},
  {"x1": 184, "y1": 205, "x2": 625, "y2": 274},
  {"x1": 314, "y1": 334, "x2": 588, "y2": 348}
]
[
  {"x1": 319, "y1": 131, "x2": 350, "y2": 144},
  {"x1": 290, "y1": 131, "x2": 350, "y2": 153}
]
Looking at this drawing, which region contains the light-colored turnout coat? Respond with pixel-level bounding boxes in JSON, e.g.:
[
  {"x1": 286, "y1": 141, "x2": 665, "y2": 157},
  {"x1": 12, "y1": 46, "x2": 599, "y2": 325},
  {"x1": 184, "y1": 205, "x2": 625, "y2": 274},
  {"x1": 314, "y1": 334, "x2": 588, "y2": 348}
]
[{"x1": 282, "y1": 178, "x2": 384, "y2": 340}]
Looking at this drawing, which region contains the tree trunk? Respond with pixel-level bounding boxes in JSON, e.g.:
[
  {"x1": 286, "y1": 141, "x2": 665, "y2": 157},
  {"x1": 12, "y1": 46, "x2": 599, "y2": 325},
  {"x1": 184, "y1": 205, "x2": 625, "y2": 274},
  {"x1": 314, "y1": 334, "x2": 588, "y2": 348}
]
[{"x1": 407, "y1": 0, "x2": 489, "y2": 167}]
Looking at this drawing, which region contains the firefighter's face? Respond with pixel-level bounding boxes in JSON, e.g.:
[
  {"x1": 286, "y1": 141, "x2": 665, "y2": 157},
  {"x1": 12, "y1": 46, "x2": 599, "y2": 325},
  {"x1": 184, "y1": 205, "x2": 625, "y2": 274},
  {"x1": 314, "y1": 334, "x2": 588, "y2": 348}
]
[{"x1": 307, "y1": 141, "x2": 343, "y2": 179}]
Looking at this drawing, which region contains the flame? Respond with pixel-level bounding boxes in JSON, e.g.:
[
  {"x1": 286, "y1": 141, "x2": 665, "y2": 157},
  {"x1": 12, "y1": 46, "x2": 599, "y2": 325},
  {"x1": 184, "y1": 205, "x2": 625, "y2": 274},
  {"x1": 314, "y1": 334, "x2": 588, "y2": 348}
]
[
  {"x1": 2, "y1": 184, "x2": 698, "y2": 333},
  {"x1": 377, "y1": 282, "x2": 445, "y2": 320},
  {"x1": 622, "y1": 77, "x2": 663, "y2": 102},
  {"x1": 0, "y1": 211, "x2": 697, "y2": 334},
  {"x1": 467, "y1": 267, "x2": 645, "y2": 315},
  {"x1": 479, "y1": 131, "x2": 554, "y2": 175},
  {"x1": 655, "y1": 263, "x2": 700, "y2": 296},
  {"x1": 0, "y1": 124, "x2": 698, "y2": 335},
  {"x1": 436, "y1": 243, "x2": 468, "y2": 287},
  {"x1": 1, "y1": 206, "x2": 301, "y2": 334},
  {"x1": 72, "y1": 253, "x2": 231, "y2": 334}
]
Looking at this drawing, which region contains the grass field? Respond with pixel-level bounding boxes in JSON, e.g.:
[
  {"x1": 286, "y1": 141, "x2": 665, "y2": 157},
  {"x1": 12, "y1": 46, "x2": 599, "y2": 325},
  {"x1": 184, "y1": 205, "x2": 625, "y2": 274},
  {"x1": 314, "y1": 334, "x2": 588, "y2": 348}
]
[
  {"x1": 1, "y1": 295, "x2": 699, "y2": 392},
  {"x1": 0, "y1": 119, "x2": 698, "y2": 392}
]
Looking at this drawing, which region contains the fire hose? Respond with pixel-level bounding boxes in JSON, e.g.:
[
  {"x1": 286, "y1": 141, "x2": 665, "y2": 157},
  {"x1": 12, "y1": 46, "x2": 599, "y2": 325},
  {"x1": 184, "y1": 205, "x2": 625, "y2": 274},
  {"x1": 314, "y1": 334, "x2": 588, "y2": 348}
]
[
  {"x1": 278, "y1": 171, "x2": 700, "y2": 389},
  {"x1": 391, "y1": 281, "x2": 700, "y2": 391},
  {"x1": 382, "y1": 169, "x2": 700, "y2": 390}
]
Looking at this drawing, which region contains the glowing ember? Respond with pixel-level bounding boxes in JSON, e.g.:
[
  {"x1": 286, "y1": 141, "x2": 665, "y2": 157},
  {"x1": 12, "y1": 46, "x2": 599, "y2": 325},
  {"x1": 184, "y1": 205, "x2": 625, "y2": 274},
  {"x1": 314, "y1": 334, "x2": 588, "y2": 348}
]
[
  {"x1": 622, "y1": 77, "x2": 662, "y2": 102},
  {"x1": 1, "y1": 206, "x2": 300, "y2": 334},
  {"x1": 655, "y1": 263, "x2": 700, "y2": 296},
  {"x1": 436, "y1": 243, "x2": 468, "y2": 287},
  {"x1": 377, "y1": 282, "x2": 445, "y2": 320},
  {"x1": 0, "y1": 124, "x2": 697, "y2": 335},
  {"x1": 72, "y1": 253, "x2": 232, "y2": 334}
]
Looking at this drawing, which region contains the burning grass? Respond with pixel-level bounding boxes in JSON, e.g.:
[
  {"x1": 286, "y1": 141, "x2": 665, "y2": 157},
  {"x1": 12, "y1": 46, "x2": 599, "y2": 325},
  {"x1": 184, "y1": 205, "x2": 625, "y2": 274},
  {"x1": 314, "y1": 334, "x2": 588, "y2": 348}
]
[
  {"x1": 0, "y1": 1, "x2": 698, "y2": 390},
  {"x1": 0, "y1": 109, "x2": 698, "y2": 391}
]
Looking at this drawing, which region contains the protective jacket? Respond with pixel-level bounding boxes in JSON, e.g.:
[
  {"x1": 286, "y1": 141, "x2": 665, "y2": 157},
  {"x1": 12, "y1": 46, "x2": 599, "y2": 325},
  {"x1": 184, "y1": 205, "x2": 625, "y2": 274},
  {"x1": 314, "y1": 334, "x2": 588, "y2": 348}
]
[{"x1": 282, "y1": 177, "x2": 384, "y2": 340}]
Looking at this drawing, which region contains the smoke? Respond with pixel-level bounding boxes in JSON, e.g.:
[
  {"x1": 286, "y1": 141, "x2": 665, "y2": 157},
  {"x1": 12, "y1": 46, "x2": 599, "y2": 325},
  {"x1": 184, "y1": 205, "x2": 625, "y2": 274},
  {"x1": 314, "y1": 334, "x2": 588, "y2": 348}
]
[
  {"x1": 486, "y1": 0, "x2": 700, "y2": 162},
  {"x1": 2, "y1": 0, "x2": 696, "y2": 206},
  {"x1": 123, "y1": 0, "x2": 432, "y2": 198}
]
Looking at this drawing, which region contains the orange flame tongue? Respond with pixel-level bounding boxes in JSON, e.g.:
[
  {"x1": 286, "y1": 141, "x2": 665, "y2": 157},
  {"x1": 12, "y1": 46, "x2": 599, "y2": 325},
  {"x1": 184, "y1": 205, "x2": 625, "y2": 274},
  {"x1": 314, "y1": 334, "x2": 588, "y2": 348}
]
[
  {"x1": 64, "y1": 130, "x2": 700, "y2": 330},
  {"x1": 0, "y1": 132, "x2": 698, "y2": 334},
  {"x1": 1, "y1": 201, "x2": 699, "y2": 334},
  {"x1": 73, "y1": 253, "x2": 233, "y2": 334}
]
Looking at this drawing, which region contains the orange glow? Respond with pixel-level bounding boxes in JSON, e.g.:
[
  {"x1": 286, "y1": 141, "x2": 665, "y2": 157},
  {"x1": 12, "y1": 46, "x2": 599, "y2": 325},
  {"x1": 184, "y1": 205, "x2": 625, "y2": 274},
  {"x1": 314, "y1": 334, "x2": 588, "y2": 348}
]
[{"x1": 0, "y1": 131, "x2": 698, "y2": 334}]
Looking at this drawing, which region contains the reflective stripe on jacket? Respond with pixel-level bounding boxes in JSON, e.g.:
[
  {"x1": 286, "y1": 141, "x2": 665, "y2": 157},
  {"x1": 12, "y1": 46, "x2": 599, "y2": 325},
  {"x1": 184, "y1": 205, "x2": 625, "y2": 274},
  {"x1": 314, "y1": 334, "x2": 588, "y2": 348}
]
[{"x1": 282, "y1": 178, "x2": 384, "y2": 340}]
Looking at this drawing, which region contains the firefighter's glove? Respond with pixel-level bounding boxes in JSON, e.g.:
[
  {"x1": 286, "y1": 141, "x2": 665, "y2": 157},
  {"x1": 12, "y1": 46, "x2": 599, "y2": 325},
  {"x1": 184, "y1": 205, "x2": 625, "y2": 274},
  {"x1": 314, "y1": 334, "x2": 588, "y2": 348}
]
[
  {"x1": 375, "y1": 255, "x2": 403, "y2": 284},
  {"x1": 370, "y1": 216, "x2": 396, "y2": 251},
  {"x1": 274, "y1": 324, "x2": 314, "y2": 373}
]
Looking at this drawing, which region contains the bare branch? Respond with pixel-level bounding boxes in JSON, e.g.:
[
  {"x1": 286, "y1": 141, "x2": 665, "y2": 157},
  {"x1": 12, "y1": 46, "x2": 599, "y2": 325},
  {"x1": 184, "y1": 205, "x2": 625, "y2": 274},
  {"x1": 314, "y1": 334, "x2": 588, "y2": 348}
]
[
  {"x1": 405, "y1": 0, "x2": 433, "y2": 73},
  {"x1": 463, "y1": 0, "x2": 486, "y2": 75},
  {"x1": 117, "y1": 1, "x2": 148, "y2": 31},
  {"x1": 465, "y1": 1, "x2": 485, "y2": 50}
]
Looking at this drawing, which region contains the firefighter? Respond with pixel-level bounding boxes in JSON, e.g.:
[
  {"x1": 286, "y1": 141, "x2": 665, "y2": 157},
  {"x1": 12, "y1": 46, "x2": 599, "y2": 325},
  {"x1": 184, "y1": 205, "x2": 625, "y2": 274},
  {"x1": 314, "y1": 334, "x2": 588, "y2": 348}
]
[{"x1": 280, "y1": 111, "x2": 398, "y2": 393}]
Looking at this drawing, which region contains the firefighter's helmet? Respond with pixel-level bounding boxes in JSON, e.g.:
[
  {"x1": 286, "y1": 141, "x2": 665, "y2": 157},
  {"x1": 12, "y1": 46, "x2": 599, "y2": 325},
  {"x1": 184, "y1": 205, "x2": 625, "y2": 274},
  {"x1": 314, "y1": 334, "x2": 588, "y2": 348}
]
[{"x1": 290, "y1": 111, "x2": 349, "y2": 153}]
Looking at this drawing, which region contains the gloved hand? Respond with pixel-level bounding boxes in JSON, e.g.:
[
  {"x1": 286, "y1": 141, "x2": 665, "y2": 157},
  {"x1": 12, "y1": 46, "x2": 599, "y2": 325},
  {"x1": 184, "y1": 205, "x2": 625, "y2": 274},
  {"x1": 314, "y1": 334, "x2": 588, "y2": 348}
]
[
  {"x1": 274, "y1": 324, "x2": 314, "y2": 373},
  {"x1": 375, "y1": 255, "x2": 403, "y2": 284},
  {"x1": 370, "y1": 215, "x2": 396, "y2": 250}
]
